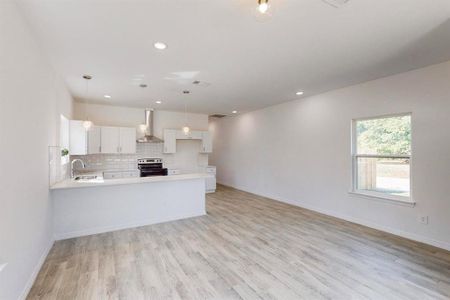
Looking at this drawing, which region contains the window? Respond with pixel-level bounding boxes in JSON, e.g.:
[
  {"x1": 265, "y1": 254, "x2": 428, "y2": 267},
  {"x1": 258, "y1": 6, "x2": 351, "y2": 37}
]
[
  {"x1": 60, "y1": 114, "x2": 70, "y2": 165},
  {"x1": 352, "y1": 114, "x2": 412, "y2": 203}
]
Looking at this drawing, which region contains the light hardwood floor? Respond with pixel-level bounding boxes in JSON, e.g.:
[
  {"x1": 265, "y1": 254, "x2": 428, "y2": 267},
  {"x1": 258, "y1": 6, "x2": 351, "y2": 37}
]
[{"x1": 28, "y1": 185, "x2": 450, "y2": 299}]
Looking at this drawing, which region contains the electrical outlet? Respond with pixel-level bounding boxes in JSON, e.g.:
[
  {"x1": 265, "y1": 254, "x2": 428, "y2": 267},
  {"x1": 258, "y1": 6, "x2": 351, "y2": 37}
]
[{"x1": 418, "y1": 215, "x2": 429, "y2": 225}]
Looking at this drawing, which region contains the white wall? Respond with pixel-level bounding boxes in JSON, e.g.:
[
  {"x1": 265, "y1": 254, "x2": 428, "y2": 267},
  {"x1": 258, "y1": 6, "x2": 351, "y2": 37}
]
[
  {"x1": 0, "y1": 1, "x2": 74, "y2": 299},
  {"x1": 74, "y1": 103, "x2": 210, "y2": 172},
  {"x1": 210, "y1": 61, "x2": 450, "y2": 251}
]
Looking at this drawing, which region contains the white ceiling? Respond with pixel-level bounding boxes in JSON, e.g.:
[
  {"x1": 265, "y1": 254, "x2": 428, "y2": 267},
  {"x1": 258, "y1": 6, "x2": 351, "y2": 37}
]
[{"x1": 18, "y1": 0, "x2": 450, "y2": 115}]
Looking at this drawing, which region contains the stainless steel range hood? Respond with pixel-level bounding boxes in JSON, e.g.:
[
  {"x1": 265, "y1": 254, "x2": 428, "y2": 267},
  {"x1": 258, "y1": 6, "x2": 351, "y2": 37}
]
[{"x1": 137, "y1": 109, "x2": 163, "y2": 143}]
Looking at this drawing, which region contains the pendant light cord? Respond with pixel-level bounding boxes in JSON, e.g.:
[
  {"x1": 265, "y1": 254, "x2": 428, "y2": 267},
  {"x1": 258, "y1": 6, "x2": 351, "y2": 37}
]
[
  {"x1": 85, "y1": 78, "x2": 89, "y2": 121},
  {"x1": 184, "y1": 100, "x2": 188, "y2": 126}
]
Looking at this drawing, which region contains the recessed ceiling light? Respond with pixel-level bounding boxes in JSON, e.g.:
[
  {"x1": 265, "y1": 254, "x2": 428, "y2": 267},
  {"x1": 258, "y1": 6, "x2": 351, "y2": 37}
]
[
  {"x1": 154, "y1": 42, "x2": 167, "y2": 50},
  {"x1": 155, "y1": 100, "x2": 162, "y2": 104},
  {"x1": 139, "y1": 84, "x2": 148, "y2": 88},
  {"x1": 104, "y1": 95, "x2": 111, "y2": 99},
  {"x1": 296, "y1": 91, "x2": 304, "y2": 96},
  {"x1": 232, "y1": 110, "x2": 238, "y2": 114}
]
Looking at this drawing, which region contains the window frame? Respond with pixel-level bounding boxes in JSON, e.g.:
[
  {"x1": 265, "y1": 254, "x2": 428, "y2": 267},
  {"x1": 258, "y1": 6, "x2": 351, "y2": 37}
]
[{"x1": 350, "y1": 113, "x2": 414, "y2": 204}]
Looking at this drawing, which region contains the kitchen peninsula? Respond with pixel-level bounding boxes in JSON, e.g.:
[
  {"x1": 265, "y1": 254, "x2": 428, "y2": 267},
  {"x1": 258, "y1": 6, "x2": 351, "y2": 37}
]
[{"x1": 51, "y1": 173, "x2": 210, "y2": 240}]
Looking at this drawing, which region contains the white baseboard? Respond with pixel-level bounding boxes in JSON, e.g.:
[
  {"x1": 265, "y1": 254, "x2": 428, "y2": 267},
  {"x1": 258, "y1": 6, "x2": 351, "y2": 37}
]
[
  {"x1": 19, "y1": 238, "x2": 54, "y2": 300},
  {"x1": 54, "y1": 211, "x2": 206, "y2": 240},
  {"x1": 219, "y1": 182, "x2": 450, "y2": 252}
]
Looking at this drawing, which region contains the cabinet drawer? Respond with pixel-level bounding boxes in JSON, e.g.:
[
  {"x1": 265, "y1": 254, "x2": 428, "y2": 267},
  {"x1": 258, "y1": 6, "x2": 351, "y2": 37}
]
[
  {"x1": 168, "y1": 169, "x2": 181, "y2": 175},
  {"x1": 122, "y1": 171, "x2": 139, "y2": 178},
  {"x1": 103, "y1": 171, "x2": 123, "y2": 179},
  {"x1": 205, "y1": 167, "x2": 216, "y2": 174}
]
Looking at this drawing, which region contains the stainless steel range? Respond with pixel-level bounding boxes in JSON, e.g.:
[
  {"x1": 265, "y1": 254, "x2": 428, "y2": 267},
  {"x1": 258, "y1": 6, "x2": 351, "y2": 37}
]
[{"x1": 137, "y1": 158, "x2": 168, "y2": 177}]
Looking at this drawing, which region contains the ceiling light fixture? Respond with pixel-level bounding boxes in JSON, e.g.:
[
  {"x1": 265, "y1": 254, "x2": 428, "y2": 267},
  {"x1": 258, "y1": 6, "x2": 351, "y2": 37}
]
[
  {"x1": 296, "y1": 91, "x2": 304, "y2": 96},
  {"x1": 154, "y1": 42, "x2": 167, "y2": 50},
  {"x1": 139, "y1": 84, "x2": 148, "y2": 88},
  {"x1": 232, "y1": 110, "x2": 238, "y2": 114},
  {"x1": 155, "y1": 100, "x2": 162, "y2": 104},
  {"x1": 257, "y1": 0, "x2": 269, "y2": 14},
  {"x1": 82, "y1": 75, "x2": 93, "y2": 130},
  {"x1": 104, "y1": 95, "x2": 111, "y2": 99}
]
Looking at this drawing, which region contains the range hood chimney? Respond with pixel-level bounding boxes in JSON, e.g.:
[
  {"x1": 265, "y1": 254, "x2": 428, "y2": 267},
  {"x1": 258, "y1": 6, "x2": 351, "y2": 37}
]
[{"x1": 137, "y1": 109, "x2": 163, "y2": 143}]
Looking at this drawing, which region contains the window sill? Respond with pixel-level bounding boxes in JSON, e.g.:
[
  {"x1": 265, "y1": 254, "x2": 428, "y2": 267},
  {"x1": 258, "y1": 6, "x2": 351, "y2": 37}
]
[{"x1": 348, "y1": 190, "x2": 415, "y2": 207}]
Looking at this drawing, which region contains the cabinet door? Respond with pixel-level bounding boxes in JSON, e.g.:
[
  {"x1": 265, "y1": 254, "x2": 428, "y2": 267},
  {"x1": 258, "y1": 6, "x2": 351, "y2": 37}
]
[
  {"x1": 163, "y1": 129, "x2": 176, "y2": 153},
  {"x1": 201, "y1": 131, "x2": 212, "y2": 153},
  {"x1": 69, "y1": 120, "x2": 87, "y2": 155},
  {"x1": 190, "y1": 131, "x2": 203, "y2": 139},
  {"x1": 101, "y1": 127, "x2": 120, "y2": 153},
  {"x1": 87, "y1": 126, "x2": 101, "y2": 154},
  {"x1": 206, "y1": 176, "x2": 216, "y2": 192},
  {"x1": 119, "y1": 127, "x2": 136, "y2": 154}
]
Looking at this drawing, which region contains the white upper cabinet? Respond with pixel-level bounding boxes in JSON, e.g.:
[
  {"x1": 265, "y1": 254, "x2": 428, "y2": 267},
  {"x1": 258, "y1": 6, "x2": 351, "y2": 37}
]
[
  {"x1": 69, "y1": 120, "x2": 87, "y2": 155},
  {"x1": 101, "y1": 126, "x2": 120, "y2": 154},
  {"x1": 163, "y1": 129, "x2": 177, "y2": 153},
  {"x1": 176, "y1": 130, "x2": 202, "y2": 140},
  {"x1": 119, "y1": 127, "x2": 136, "y2": 154},
  {"x1": 100, "y1": 126, "x2": 136, "y2": 154},
  {"x1": 201, "y1": 131, "x2": 212, "y2": 153},
  {"x1": 87, "y1": 126, "x2": 101, "y2": 154},
  {"x1": 70, "y1": 122, "x2": 136, "y2": 155},
  {"x1": 163, "y1": 129, "x2": 212, "y2": 153}
]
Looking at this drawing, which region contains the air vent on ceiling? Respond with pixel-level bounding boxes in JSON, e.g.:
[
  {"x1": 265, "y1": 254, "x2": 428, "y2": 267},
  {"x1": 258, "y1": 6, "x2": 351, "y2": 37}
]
[
  {"x1": 209, "y1": 114, "x2": 227, "y2": 118},
  {"x1": 192, "y1": 80, "x2": 211, "y2": 87},
  {"x1": 322, "y1": 0, "x2": 349, "y2": 8}
]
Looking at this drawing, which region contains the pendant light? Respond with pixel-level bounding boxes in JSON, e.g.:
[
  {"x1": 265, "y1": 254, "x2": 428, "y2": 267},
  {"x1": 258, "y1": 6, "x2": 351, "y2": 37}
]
[
  {"x1": 257, "y1": 0, "x2": 269, "y2": 14},
  {"x1": 253, "y1": 0, "x2": 273, "y2": 22},
  {"x1": 182, "y1": 90, "x2": 190, "y2": 135},
  {"x1": 82, "y1": 75, "x2": 93, "y2": 130}
]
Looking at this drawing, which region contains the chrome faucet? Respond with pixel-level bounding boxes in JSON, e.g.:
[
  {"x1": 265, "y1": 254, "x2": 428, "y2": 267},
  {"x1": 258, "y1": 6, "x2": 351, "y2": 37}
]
[{"x1": 71, "y1": 159, "x2": 86, "y2": 178}]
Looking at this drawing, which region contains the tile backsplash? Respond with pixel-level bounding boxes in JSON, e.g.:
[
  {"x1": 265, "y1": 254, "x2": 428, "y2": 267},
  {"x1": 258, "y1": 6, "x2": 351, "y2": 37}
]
[{"x1": 71, "y1": 142, "x2": 208, "y2": 173}]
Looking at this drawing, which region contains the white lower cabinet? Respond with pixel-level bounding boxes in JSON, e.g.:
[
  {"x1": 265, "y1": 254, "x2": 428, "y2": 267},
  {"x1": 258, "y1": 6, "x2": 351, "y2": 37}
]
[
  {"x1": 103, "y1": 170, "x2": 139, "y2": 179},
  {"x1": 168, "y1": 169, "x2": 181, "y2": 175},
  {"x1": 205, "y1": 166, "x2": 216, "y2": 193},
  {"x1": 103, "y1": 171, "x2": 123, "y2": 179}
]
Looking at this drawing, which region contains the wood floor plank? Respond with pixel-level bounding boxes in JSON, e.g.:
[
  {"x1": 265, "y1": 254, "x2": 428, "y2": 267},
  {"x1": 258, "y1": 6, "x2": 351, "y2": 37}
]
[{"x1": 27, "y1": 185, "x2": 450, "y2": 299}]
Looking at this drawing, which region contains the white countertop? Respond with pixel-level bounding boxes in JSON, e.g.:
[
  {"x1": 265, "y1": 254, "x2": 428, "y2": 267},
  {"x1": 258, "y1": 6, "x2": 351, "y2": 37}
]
[{"x1": 50, "y1": 173, "x2": 212, "y2": 190}]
